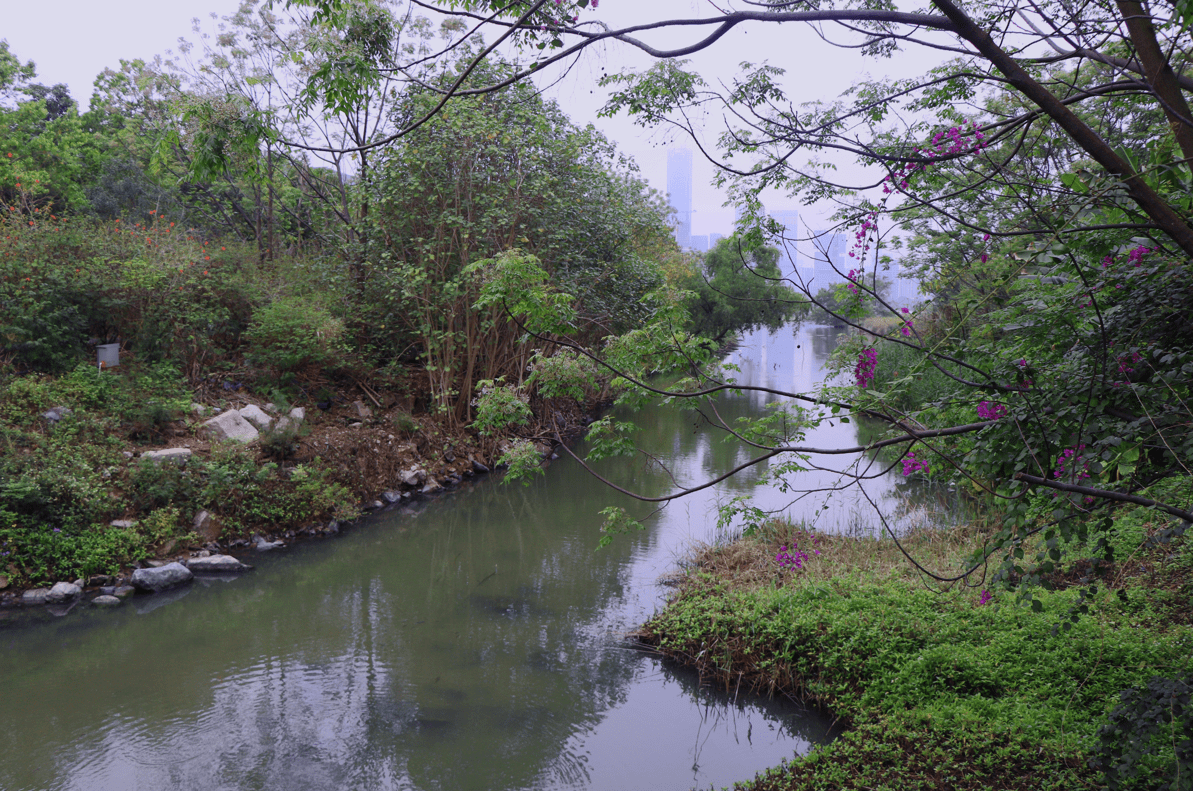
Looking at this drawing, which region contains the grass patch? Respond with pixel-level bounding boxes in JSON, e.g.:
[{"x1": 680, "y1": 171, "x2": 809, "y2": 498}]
[{"x1": 641, "y1": 517, "x2": 1193, "y2": 790}]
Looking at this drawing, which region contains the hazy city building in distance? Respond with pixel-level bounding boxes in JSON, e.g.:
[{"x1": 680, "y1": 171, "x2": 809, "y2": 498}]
[{"x1": 666, "y1": 148, "x2": 693, "y2": 250}]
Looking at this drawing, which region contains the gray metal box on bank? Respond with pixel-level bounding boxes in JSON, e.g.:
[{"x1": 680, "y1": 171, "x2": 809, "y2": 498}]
[{"x1": 96, "y1": 343, "x2": 120, "y2": 368}]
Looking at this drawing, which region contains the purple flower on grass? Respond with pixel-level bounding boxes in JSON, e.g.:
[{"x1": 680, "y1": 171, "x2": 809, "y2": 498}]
[{"x1": 979, "y1": 590, "x2": 993, "y2": 605}]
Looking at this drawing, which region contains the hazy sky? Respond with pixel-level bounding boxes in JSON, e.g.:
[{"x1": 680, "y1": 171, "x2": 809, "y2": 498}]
[{"x1": 4, "y1": 0, "x2": 947, "y2": 239}]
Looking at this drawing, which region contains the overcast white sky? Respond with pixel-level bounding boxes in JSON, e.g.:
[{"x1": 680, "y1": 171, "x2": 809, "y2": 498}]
[{"x1": 4, "y1": 0, "x2": 947, "y2": 239}]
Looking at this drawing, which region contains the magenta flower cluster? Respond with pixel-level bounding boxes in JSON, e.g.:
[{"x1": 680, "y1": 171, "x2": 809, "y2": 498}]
[
  {"x1": 1054, "y1": 444, "x2": 1090, "y2": 482},
  {"x1": 775, "y1": 533, "x2": 820, "y2": 571},
  {"x1": 1127, "y1": 245, "x2": 1153, "y2": 263},
  {"x1": 1117, "y1": 350, "x2": 1142, "y2": 375},
  {"x1": 775, "y1": 544, "x2": 809, "y2": 571},
  {"x1": 979, "y1": 589, "x2": 993, "y2": 605},
  {"x1": 855, "y1": 347, "x2": 877, "y2": 387},
  {"x1": 976, "y1": 401, "x2": 1007, "y2": 421},
  {"x1": 847, "y1": 214, "x2": 878, "y2": 261},
  {"x1": 902, "y1": 451, "x2": 929, "y2": 476},
  {"x1": 883, "y1": 121, "x2": 987, "y2": 194},
  {"x1": 845, "y1": 268, "x2": 860, "y2": 296},
  {"x1": 899, "y1": 306, "x2": 915, "y2": 337}
]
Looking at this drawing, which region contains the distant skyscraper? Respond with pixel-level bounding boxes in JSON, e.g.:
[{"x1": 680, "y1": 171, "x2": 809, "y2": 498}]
[
  {"x1": 810, "y1": 229, "x2": 848, "y2": 291},
  {"x1": 691, "y1": 234, "x2": 710, "y2": 253},
  {"x1": 709, "y1": 232, "x2": 725, "y2": 250},
  {"x1": 769, "y1": 209, "x2": 800, "y2": 277},
  {"x1": 666, "y1": 148, "x2": 693, "y2": 249}
]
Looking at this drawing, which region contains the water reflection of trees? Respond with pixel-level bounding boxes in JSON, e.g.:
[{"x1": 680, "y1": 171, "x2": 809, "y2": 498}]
[{"x1": 0, "y1": 447, "x2": 825, "y2": 791}]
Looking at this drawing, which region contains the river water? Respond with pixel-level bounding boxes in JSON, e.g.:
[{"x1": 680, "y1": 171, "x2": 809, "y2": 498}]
[{"x1": 0, "y1": 323, "x2": 955, "y2": 791}]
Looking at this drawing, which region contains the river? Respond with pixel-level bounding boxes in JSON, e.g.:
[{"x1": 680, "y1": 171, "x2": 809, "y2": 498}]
[{"x1": 0, "y1": 323, "x2": 957, "y2": 791}]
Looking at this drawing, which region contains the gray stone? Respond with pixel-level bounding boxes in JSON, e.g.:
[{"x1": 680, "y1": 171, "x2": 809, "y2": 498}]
[
  {"x1": 145, "y1": 560, "x2": 168, "y2": 568},
  {"x1": 326, "y1": 521, "x2": 340, "y2": 534},
  {"x1": 141, "y1": 447, "x2": 192, "y2": 465},
  {"x1": 92, "y1": 595, "x2": 121, "y2": 607},
  {"x1": 350, "y1": 422, "x2": 363, "y2": 428},
  {"x1": 472, "y1": 459, "x2": 490, "y2": 474},
  {"x1": 238, "y1": 404, "x2": 273, "y2": 430},
  {"x1": 42, "y1": 406, "x2": 73, "y2": 423},
  {"x1": 193, "y1": 510, "x2": 221, "y2": 543},
  {"x1": 254, "y1": 537, "x2": 284, "y2": 552},
  {"x1": 421, "y1": 479, "x2": 442, "y2": 495},
  {"x1": 122, "y1": 451, "x2": 135, "y2": 460},
  {"x1": 366, "y1": 499, "x2": 383, "y2": 510},
  {"x1": 22, "y1": 588, "x2": 50, "y2": 605},
  {"x1": 201, "y1": 410, "x2": 260, "y2": 444},
  {"x1": 288, "y1": 406, "x2": 306, "y2": 423},
  {"x1": 382, "y1": 491, "x2": 401, "y2": 504},
  {"x1": 264, "y1": 403, "x2": 277, "y2": 413},
  {"x1": 131, "y1": 562, "x2": 193, "y2": 593},
  {"x1": 110, "y1": 519, "x2": 138, "y2": 529},
  {"x1": 46, "y1": 581, "x2": 82, "y2": 603},
  {"x1": 401, "y1": 468, "x2": 427, "y2": 487},
  {"x1": 186, "y1": 555, "x2": 248, "y2": 572},
  {"x1": 190, "y1": 402, "x2": 207, "y2": 416},
  {"x1": 353, "y1": 400, "x2": 373, "y2": 419},
  {"x1": 113, "y1": 586, "x2": 135, "y2": 599}
]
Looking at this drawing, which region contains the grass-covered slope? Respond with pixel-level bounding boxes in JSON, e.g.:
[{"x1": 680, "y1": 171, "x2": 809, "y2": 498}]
[{"x1": 639, "y1": 520, "x2": 1193, "y2": 790}]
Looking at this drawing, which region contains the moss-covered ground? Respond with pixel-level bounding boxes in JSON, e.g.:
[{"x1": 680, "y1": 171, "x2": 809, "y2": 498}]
[{"x1": 639, "y1": 515, "x2": 1193, "y2": 790}]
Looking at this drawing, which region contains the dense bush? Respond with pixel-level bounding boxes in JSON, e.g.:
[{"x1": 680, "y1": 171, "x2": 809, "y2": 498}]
[{"x1": 243, "y1": 296, "x2": 350, "y2": 374}]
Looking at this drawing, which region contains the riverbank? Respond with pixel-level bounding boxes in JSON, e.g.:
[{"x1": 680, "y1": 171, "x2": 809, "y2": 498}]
[
  {"x1": 637, "y1": 515, "x2": 1193, "y2": 790},
  {"x1": 0, "y1": 358, "x2": 599, "y2": 606}
]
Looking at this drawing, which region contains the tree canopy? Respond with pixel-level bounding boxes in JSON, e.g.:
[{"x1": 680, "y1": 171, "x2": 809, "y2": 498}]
[{"x1": 266, "y1": 0, "x2": 1193, "y2": 621}]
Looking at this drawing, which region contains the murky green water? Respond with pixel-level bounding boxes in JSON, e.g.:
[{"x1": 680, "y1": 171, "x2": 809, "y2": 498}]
[{"x1": 0, "y1": 324, "x2": 957, "y2": 791}]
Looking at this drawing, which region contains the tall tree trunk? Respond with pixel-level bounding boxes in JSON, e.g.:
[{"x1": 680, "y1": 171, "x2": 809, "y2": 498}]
[
  {"x1": 1114, "y1": 0, "x2": 1193, "y2": 164},
  {"x1": 931, "y1": 0, "x2": 1193, "y2": 258}
]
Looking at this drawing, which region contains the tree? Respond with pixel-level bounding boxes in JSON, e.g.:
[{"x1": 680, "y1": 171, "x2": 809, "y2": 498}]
[
  {"x1": 362, "y1": 51, "x2": 674, "y2": 427},
  {"x1": 679, "y1": 237, "x2": 806, "y2": 344},
  {"x1": 263, "y1": 0, "x2": 1193, "y2": 599},
  {"x1": 0, "y1": 47, "x2": 107, "y2": 214}
]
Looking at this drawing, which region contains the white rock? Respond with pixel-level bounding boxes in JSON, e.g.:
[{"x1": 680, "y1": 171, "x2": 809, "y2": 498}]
[
  {"x1": 92, "y1": 595, "x2": 122, "y2": 607},
  {"x1": 186, "y1": 555, "x2": 248, "y2": 572},
  {"x1": 22, "y1": 588, "x2": 50, "y2": 605},
  {"x1": 191, "y1": 403, "x2": 207, "y2": 416},
  {"x1": 42, "y1": 406, "x2": 72, "y2": 423},
  {"x1": 46, "y1": 581, "x2": 82, "y2": 603},
  {"x1": 238, "y1": 404, "x2": 273, "y2": 430},
  {"x1": 110, "y1": 519, "x2": 138, "y2": 529},
  {"x1": 201, "y1": 410, "x2": 259, "y2": 443},
  {"x1": 401, "y1": 468, "x2": 427, "y2": 487},
  {"x1": 142, "y1": 447, "x2": 192, "y2": 465},
  {"x1": 288, "y1": 406, "x2": 305, "y2": 423},
  {"x1": 131, "y1": 562, "x2": 193, "y2": 592}
]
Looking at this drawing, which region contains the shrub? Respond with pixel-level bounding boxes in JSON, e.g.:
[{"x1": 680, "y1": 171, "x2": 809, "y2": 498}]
[
  {"x1": 258, "y1": 417, "x2": 307, "y2": 460},
  {"x1": 129, "y1": 458, "x2": 196, "y2": 511},
  {"x1": 0, "y1": 522, "x2": 148, "y2": 584},
  {"x1": 243, "y1": 296, "x2": 350, "y2": 373}
]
